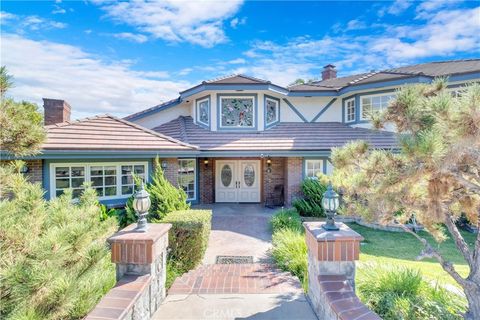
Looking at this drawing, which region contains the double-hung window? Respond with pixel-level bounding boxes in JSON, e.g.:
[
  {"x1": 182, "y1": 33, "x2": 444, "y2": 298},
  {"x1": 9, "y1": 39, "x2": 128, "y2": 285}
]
[
  {"x1": 178, "y1": 159, "x2": 196, "y2": 200},
  {"x1": 345, "y1": 98, "x2": 355, "y2": 123},
  {"x1": 51, "y1": 162, "x2": 147, "y2": 200},
  {"x1": 360, "y1": 94, "x2": 395, "y2": 120},
  {"x1": 305, "y1": 159, "x2": 324, "y2": 179}
]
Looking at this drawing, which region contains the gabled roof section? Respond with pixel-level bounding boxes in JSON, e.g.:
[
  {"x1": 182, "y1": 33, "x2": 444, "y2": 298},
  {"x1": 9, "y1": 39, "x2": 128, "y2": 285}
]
[
  {"x1": 289, "y1": 59, "x2": 480, "y2": 92},
  {"x1": 43, "y1": 114, "x2": 197, "y2": 151},
  {"x1": 203, "y1": 74, "x2": 271, "y2": 85},
  {"x1": 124, "y1": 97, "x2": 181, "y2": 121},
  {"x1": 154, "y1": 116, "x2": 398, "y2": 152}
]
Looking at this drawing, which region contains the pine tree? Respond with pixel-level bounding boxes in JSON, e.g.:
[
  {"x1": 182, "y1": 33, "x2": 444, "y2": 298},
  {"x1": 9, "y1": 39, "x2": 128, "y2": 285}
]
[{"x1": 331, "y1": 79, "x2": 480, "y2": 320}]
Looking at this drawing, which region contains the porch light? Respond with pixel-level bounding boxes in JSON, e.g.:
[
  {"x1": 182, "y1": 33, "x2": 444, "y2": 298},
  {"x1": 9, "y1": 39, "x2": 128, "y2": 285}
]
[
  {"x1": 161, "y1": 160, "x2": 168, "y2": 170},
  {"x1": 266, "y1": 157, "x2": 272, "y2": 173},
  {"x1": 133, "y1": 183, "x2": 151, "y2": 232},
  {"x1": 19, "y1": 164, "x2": 29, "y2": 174},
  {"x1": 322, "y1": 182, "x2": 340, "y2": 231},
  {"x1": 204, "y1": 159, "x2": 209, "y2": 167}
]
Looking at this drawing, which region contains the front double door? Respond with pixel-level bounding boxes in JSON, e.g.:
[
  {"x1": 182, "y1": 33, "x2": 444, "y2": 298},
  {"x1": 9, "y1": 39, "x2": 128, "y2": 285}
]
[{"x1": 215, "y1": 160, "x2": 261, "y2": 203}]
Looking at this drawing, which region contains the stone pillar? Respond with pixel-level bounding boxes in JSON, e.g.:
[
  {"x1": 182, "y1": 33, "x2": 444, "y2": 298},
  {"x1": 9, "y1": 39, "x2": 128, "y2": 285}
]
[
  {"x1": 304, "y1": 221, "x2": 380, "y2": 320},
  {"x1": 86, "y1": 223, "x2": 171, "y2": 320}
]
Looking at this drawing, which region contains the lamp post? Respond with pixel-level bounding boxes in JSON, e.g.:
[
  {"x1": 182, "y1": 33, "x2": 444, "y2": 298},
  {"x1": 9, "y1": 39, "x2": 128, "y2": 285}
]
[
  {"x1": 133, "y1": 183, "x2": 151, "y2": 232},
  {"x1": 322, "y1": 182, "x2": 340, "y2": 231}
]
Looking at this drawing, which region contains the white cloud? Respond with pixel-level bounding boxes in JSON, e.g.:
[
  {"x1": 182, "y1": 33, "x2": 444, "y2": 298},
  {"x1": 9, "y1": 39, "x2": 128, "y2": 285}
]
[
  {"x1": 345, "y1": 19, "x2": 367, "y2": 31},
  {"x1": 1, "y1": 33, "x2": 190, "y2": 119},
  {"x1": 113, "y1": 32, "x2": 148, "y2": 43},
  {"x1": 379, "y1": 0, "x2": 413, "y2": 16},
  {"x1": 178, "y1": 68, "x2": 193, "y2": 76},
  {"x1": 1, "y1": 11, "x2": 67, "y2": 31},
  {"x1": 230, "y1": 16, "x2": 246, "y2": 28},
  {"x1": 52, "y1": 5, "x2": 66, "y2": 14},
  {"x1": 97, "y1": 0, "x2": 243, "y2": 47}
]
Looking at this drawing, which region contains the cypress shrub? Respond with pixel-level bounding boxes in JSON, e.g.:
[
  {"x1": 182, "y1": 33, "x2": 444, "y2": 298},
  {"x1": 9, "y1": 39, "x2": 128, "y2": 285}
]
[
  {"x1": 0, "y1": 163, "x2": 117, "y2": 320},
  {"x1": 124, "y1": 158, "x2": 190, "y2": 227},
  {"x1": 162, "y1": 209, "x2": 212, "y2": 272},
  {"x1": 292, "y1": 178, "x2": 327, "y2": 217}
]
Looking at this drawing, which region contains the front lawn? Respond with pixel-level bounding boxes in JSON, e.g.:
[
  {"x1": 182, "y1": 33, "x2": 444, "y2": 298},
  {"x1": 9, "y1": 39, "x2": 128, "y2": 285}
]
[{"x1": 348, "y1": 223, "x2": 475, "y2": 288}]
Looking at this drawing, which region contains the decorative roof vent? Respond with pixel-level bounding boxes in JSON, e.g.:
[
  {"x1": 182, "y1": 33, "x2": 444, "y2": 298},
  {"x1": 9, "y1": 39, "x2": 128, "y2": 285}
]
[{"x1": 322, "y1": 64, "x2": 337, "y2": 80}]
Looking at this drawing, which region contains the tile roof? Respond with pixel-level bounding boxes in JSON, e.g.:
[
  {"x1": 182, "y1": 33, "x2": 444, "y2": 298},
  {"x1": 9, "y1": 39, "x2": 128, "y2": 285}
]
[
  {"x1": 203, "y1": 74, "x2": 271, "y2": 85},
  {"x1": 153, "y1": 116, "x2": 398, "y2": 151},
  {"x1": 289, "y1": 59, "x2": 480, "y2": 92},
  {"x1": 124, "y1": 97, "x2": 181, "y2": 121},
  {"x1": 42, "y1": 115, "x2": 197, "y2": 151}
]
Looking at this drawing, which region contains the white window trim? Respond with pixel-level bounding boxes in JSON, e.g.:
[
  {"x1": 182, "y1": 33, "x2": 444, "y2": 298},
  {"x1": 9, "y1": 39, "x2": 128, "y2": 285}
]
[
  {"x1": 359, "y1": 93, "x2": 396, "y2": 120},
  {"x1": 50, "y1": 161, "x2": 148, "y2": 200},
  {"x1": 304, "y1": 159, "x2": 324, "y2": 179},
  {"x1": 177, "y1": 158, "x2": 197, "y2": 201},
  {"x1": 196, "y1": 97, "x2": 210, "y2": 126},
  {"x1": 265, "y1": 97, "x2": 280, "y2": 126},
  {"x1": 219, "y1": 96, "x2": 256, "y2": 129},
  {"x1": 345, "y1": 98, "x2": 355, "y2": 123}
]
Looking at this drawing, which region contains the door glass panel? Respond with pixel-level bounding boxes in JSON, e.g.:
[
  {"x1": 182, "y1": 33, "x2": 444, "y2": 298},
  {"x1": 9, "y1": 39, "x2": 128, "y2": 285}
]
[
  {"x1": 244, "y1": 165, "x2": 255, "y2": 187},
  {"x1": 221, "y1": 164, "x2": 233, "y2": 187}
]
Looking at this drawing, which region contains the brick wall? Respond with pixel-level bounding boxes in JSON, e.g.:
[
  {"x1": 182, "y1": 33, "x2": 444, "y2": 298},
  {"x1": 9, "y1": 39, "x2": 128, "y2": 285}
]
[
  {"x1": 157, "y1": 158, "x2": 179, "y2": 187},
  {"x1": 0, "y1": 160, "x2": 43, "y2": 184},
  {"x1": 284, "y1": 157, "x2": 303, "y2": 206},
  {"x1": 199, "y1": 158, "x2": 214, "y2": 204},
  {"x1": 263, "y1": 157, "x2": 285, "y2": 206}
]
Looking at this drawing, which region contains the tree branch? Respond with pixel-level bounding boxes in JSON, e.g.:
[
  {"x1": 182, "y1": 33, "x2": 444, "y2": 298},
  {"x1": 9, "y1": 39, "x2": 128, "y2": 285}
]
[
  {"x1": 397, "y1": 223, "x2": 468, "y2": 287},
  {"x1": 444, "y1": 213, "x2": 473, "y2": 266},
  {"x1": 450, "y1": 172, "x2": 480, "y2": 193}
]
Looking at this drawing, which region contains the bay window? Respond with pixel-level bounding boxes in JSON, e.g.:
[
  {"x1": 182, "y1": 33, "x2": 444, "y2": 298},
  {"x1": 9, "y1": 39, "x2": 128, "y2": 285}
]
[
  {"x1": 196, "y1": 96, "x2": 210, "y2": 127},
  {"x1": 220, "y1": 96, "x2": 255, "y2": 128},
  {"x1": 265, "y1": 96, "x2": 280, "y2": 127}
]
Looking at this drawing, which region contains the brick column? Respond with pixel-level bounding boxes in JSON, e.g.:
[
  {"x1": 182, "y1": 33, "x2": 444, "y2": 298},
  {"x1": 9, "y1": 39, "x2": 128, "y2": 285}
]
[
  {"x1": 156, "y1": 158, "x2": 178, "y2": 187},
  {"x1": 284, "y1": 157, "x2": 303, "y2": 206},
  {"x1": 86, "y1": 223, "x2": 171, "y2": 320},
  {"x1": 199, "y1": 158, "x2": 214, "y2": 203},
  {"x1": 304, "y1": 221, "x2": 380, "y2": 320}
]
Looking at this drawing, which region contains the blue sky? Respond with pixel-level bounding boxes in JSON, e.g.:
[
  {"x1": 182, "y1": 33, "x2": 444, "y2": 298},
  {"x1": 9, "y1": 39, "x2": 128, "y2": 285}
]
[{"x1": 1, "y1": 0, "x2": 479, "y2": 118}]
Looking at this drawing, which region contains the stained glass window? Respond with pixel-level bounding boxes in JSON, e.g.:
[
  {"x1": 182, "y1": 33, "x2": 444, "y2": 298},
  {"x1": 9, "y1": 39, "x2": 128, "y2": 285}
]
[
  {"x1": 220, "y1": 97, "x2": 254, "y2": 128},
  {"x1": 244, "y1": 165, "x2": 255, "y2": 187},
  {"x1": 197, "y1": 98, "x2": 209, "y2": 126},
  {"x1": 265, "y1": 98, "x2": 279, "y2": 126}
]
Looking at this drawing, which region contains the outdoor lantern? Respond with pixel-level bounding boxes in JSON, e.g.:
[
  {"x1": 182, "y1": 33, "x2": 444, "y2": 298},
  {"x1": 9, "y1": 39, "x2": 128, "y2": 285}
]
[
  {"x1": 161, "y1": 160, "x2": 168, "y2": 170},
  {"x1": 19, "y1": 164, "x2": 29, "y2": 174},
  {"x1": 266, "y1": 157, "x2": 272, "y2": 173},
  {"x1": 133, "y1": 183, "x2": 151, "y2": 232},
  {"x1": 204, "y1": 159, "x2": 209, "y2": 167},
  {"x1": 322, "y1": 182, "x2": 340, "y2": 231}
]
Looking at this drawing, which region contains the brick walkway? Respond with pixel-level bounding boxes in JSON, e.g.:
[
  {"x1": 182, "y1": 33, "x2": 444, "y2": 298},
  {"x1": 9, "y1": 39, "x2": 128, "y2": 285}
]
[{"x1": 168, "y1": 263, "x2": 302, "y2": 295}]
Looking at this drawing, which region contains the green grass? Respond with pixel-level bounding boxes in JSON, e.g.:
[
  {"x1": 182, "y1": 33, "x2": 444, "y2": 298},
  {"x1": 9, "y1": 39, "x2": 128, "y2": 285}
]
[{"x1": 348, "y1": 223, "x2": 476, "y2": 288}]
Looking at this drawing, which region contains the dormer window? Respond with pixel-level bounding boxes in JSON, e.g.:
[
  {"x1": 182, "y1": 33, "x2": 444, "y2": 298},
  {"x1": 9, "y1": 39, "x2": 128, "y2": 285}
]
[
  {"x1": 196, "y1": 96, "x2": 210, "y2": 127},
  {"x1": 265, "y1": 95, "x2": 280, "y2": 128},
  {"x1": 360, "y1": 94, "x2": 395, "y2": 120},
  {"x1": 345, "y1": 98, "x2": 355, "y2": 123},
  {"x1": 219, "y1": 95, "x2": 256, "y2": 130}
]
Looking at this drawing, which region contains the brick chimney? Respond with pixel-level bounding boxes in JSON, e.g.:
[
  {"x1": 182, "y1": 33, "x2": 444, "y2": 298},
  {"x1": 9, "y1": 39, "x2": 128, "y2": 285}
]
[
  {"x1": 321, "y1": 64, "x2": 337, "y2": 80},
  {"x1": 43, "y1": 98, "x2": 71, "y2": 125}
]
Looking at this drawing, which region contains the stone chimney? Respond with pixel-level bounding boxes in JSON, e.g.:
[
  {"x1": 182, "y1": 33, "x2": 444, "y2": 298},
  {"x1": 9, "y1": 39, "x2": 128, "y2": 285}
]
[
  {"x1": 43, "y1": 98, "x2": 71, "y2": 125},
  {"x1": 321, "y1": 64, "x2": 337, "y2": 80}
]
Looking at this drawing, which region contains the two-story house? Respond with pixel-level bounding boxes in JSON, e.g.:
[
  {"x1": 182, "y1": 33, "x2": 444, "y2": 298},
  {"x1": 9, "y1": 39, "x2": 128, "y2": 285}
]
[{"x1": 4, "y1": 59, "x2": 479, "y2": 207}]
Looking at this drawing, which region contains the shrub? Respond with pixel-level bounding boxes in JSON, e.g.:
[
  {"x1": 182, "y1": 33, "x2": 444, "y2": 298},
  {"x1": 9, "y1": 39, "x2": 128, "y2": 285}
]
[
  {"x1": 0, "y1": 164, "x2": 117, "y2": 320},
  {"x1": 271, "y1": 228, "x2": 308, "y2": 291},
  {"x1": 162, "y1": 209, "x2": 212, "y2": 272},
  {"x1": 357, "y1": 265, "x2": 465, "y2": 320},
  {"x1": 125, "y1": 158, "x2": 189, "y2": 226},
  {"x1": 270, "y1": 208, "x2": 303, "y2": 233},
  {"x1": 292, "y1": 178, "x2": 327, "y2": 217}
]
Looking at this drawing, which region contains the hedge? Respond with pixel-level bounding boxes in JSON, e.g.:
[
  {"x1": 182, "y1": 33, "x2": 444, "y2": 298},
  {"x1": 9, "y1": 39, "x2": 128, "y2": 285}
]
[{"x1": 162, "y1": 209, "x2": 212, "y2": 272}]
